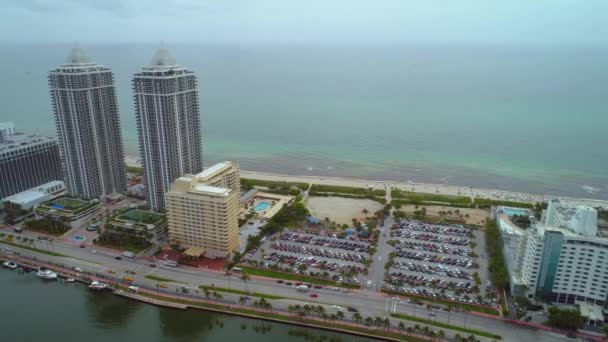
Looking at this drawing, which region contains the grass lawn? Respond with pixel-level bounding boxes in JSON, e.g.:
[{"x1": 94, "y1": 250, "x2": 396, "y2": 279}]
[
  {"x1": 145, "y1": 274, "x2": 182, "y2": 283},
  {"x1": 0, "y1": 240, "x2": 66, "y2": 257},
  {"x1": 382, "y1": 289, "x2": 499, "y2": 316},
  {"x1": 118, "y1": 210, "x2": 164, "y2": 224},
  {"x1": 391, "y1": 313, "x2": 502, "y2": 339},
  {"x1": 94, "y1": 241, "x2": 151, "y2": 254},
  {"x1": 240, "y1": 266, "x2": 359, "y2": 289},
  {"x1": 52, "y1": 197, "x2": 89, "y2": 210},
  {"x1": 310, "y1": 184, "x2": 386, "y2": 197},
  {"x1": 138, "y1": 291, "x2": 426, "y2": 341},
  {"x1": 199, "y1": 285, "x2": 287, "y2": 300}
]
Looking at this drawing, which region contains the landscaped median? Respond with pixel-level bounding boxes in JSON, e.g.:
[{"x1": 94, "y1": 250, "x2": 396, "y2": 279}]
[
  {"x1": 199, "y1": 285, "x2": 287, "y2": 300},
  {"x1": 239, "y1": 266, "x2": 359, "y2": 289},
  {"x1": 381, "y1": 289, "x2": 499, "y2": 316},
  {"x1": 134, "y1": 290, "x2": 427, "y2": 342},
  {"x1": 0, "y1": 239, "x2": 66, "y2": 257},
  {"x1": 391, "y1": 313, "x2": 502, "y2": 340}
]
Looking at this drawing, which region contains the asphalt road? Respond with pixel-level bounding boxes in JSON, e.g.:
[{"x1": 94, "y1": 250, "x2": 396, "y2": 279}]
[{"x1": 0, "y1": 229, "x2": 579, "y2": 342}]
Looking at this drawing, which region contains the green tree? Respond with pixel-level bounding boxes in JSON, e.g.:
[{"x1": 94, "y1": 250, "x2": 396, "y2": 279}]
[
  {"x1": 352, "y1": 312, "x2": 362, "y2": 324},
  {"x1": 547, "y1": 306, "x2": 584, "y2": 330}
]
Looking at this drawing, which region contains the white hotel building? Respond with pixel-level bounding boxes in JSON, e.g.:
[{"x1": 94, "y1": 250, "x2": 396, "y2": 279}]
[{"x1": 513, "y1": 200, "x2": 608, "y2": 313}]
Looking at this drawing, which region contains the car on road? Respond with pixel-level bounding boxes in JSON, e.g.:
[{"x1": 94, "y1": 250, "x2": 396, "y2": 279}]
[
  {"x1": 148, "y1": 264, "x2": 157, "y2": 268},
  {"x1": 309, "y1": 293, "x2": 318, "y2": 298},
  {"x1": 123, "y1": 276, "x2": 134, "y2": 282},
  {"x1": 79, "y1": 244, "x2": 85, "y2": 248},
  {"x1": 107, "y1": 269, "x2": 116, "y2": 274},
  {"x1": 347, "y1": 306, "x2": 358, "y2": 312},
  {"x1": 115, "y1": 256, "x2": 122, "y2": 260},
  {"x1": 74, "y1": 267, "x2": 84, "y2": 272},
  {"x1": 276, "y1": 280, "x2": 284, "y2": 284},
  {"x1": 158, "y1": 283, "x2": 168, "y2": 288},
  {"x1": 331, "y1": 305, "x2": 343, "y2": 311},
  {"x1": 90, "y1": 250, "x2": 97, "y2": 254},
  {"x1": 313, "y1": 285, "x2": 323, "y2": 289},
  {"x1": 285, "y1": 282, "x2": 293, "y2": 286}
]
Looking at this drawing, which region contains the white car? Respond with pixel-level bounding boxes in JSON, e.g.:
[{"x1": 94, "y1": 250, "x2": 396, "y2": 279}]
[
  {"x1": 74, "y1": 267, "x2": 84, "y2": 273},
  {"x1": 332, "y1": 305, "x2": 343, "y2": 311},
  {"x1": 378, "y1": 256, "x2": 382, "y2": 261}
]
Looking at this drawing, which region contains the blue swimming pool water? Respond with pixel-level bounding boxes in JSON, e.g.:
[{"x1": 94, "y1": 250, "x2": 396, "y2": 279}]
[
  {"x1": 502, "y1": 208, "x2": 529, "y2": 216},
  {"x1": 254, "y1": 202, "x2": 271, "y2": 211}
]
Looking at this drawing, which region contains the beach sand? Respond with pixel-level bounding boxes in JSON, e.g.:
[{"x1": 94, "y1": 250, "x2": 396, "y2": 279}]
[
  {"x1": 306, "y1": 196, "x2": 383, "y2": 225},
  {"x1": 241, "y1": 170, "x2": 608, "y2": 209}
]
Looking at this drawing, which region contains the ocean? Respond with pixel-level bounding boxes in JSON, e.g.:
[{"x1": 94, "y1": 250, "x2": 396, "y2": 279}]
[{"x1": 1, "y1": 42, "x2": 607, "y2": 199}]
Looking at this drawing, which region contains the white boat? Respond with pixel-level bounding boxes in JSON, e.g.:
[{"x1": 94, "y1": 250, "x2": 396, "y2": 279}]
[
  {"x1": 88, "y1": 281, "x2": 108, "y2": 291},
  {"x1": 66, "y1": 278, "x2": 76, "y2": 283},
  {"x1": 2, "y1": 261, "x2": 18, "y2": 269},
  {"x1": 36, "y1": 268, "x2": 58, "y2": 280}
]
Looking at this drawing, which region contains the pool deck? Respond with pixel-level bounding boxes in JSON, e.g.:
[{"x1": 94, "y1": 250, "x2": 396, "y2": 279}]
[{"x1": 241, "y1": 192, "x2": 293, "y2": 220}]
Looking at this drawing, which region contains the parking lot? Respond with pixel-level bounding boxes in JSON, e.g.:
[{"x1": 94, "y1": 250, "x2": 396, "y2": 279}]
[
  {"x1": 385, "y1": 220, "x2": 494, "y2": 308},
  {"x1": 243, "y1": 229, "x2": 372, "y2": 286}
]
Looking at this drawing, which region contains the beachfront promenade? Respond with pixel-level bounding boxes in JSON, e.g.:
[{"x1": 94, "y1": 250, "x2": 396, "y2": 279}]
[{"x1": 0, "y1": 230, "x2": 584, "y2": 342}]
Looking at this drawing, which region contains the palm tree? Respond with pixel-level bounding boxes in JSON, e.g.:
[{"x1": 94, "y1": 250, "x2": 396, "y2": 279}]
[
  {"x1": 239, "y1": 296, "x2": 246, "y2": 305},
  {"x1": 352, "y1": 312, "x2": 362, "y2": 324},
  {"x1": 382, "y1": 317, "x2": 390, "y2": 331},
  {"x1": 336, "y1": 311, "x2": 344, "y2": 320},
  {"x1": 203, "y1": 288, "x2": 210, "y2": 299},
  {"x1": 224, "y1": 270, "x2": 232, "y2": 289},
  {"x1": 398, "y1": 321, "x2": 405, "y2": 331},
  {"x1": 446, "y1": 304, "x2": 453, "y2": 325},
  {"x1": 241, "y1": 272, "x2": 251, "y2": 292},
  {"x1": 364, "y1": 317, "x2": 374, "y2": 326}
]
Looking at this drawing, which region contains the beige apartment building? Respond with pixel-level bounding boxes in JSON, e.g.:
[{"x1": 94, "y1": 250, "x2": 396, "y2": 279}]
[{"x1": 165, "y1": 162, "x2": 240, "y2": 259}]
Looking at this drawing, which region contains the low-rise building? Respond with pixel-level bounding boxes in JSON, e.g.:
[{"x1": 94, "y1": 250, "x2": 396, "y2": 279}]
[
  {"x1": 106, "y1": 209, "x2": 167, "y2": 241},
  {"x1": 165, "y1": 162, "x2": 240, "y2": 259},
  {"x1": 2, "y1": 181, "x2": 65, "y2": 210},
  {"x1": 34, "y1": 196, "x2": 101, "y2": 227}
]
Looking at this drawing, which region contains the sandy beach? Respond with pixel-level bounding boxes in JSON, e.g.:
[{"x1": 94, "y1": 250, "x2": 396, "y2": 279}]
[
  {"x1": 125, "y1": 157, "x2": 608, "y2": 209},
  {"x1": 240, "y1": 170, "x2": 608, "y2": 209}
]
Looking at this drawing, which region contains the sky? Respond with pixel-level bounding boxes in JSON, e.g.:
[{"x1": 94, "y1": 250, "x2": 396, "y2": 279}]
[{"x1": 2, "y1": 0, "x2": 607, "y2": 44}]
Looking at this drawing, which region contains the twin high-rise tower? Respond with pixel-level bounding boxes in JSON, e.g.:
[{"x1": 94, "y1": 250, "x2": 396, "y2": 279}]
[
  {"x1": 133, "y1": 48, "x2": 203, "y2": 210},
  {"x1": 49, "y1": 47, "x2": 202, "y2": 210},
  {"x1": 49, "y1": 48, "x2": 127, "y2": 198}
]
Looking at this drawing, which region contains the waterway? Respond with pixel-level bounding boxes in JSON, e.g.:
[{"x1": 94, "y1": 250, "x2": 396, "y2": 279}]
[{"x1": 0, "y1": 269, "x2": 373, "y2": 342}]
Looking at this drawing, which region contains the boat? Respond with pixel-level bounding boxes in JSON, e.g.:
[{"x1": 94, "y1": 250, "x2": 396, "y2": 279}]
[
  {"x1": 2, "y1": 261, "x2": 18, "y2": 269},
  {"x1": 66, "y1": 278, "x2": 76, "y2": 283},
  {"x1": 88, "y1": 281, "x2": 108, "y2": 291},
  {"x1": 36, "y1": 268, "x2": 58, "y2": 280}
]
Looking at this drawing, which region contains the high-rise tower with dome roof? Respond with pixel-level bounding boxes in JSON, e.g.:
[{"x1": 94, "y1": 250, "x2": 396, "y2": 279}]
[
  {"x1": 133, "y1": 48, "x2": 203, "y2": 210},
  {"x1": 48, "y1": 47, "x2": 127, "y2": 199}
]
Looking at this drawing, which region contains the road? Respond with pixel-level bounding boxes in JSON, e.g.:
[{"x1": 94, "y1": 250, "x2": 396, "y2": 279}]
[{"x1": 0, "y1": 228, "x2": 580, "y2": 342}]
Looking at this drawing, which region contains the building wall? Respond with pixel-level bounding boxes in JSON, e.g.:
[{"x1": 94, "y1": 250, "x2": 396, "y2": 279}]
[
  {"x1": 49, "y1": 56, "x2": 127, "y2": 199},
  {"x1": 133, "y1": 66, "x2": 202, "y2": 210},
  {"x1": 0, "y1": 138, "x2": 63, "y2": 199},
  {"x1": 166, "y1": 191, "x2": 239, "y2": 258},
  {"x1": 165, "y1": 162, "x2": 240, "y2": 258},
  {"x1": 550, "y1": 238, "x2": 608, "y2": 307}
]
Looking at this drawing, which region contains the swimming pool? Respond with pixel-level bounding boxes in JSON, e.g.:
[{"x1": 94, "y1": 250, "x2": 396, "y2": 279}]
[
  {"x1": 502, "y1": 208, "x2": 529, "y2": 217},
  {"x1": 254, "y1": 202, "x2": 271, "y2": 212}
]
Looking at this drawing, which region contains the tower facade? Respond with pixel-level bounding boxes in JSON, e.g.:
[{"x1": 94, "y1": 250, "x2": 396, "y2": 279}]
[
  {"x1": 133, "y1": 48, "x2": 203, "y2": 210},
  {"x1": 48, "y1": 48, "x2": 127, "y2": 198}
]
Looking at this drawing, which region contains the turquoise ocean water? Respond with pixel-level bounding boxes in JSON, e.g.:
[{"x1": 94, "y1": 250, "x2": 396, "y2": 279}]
[{"x1": 1, "y1": 43, "x2": 606, "y2": 199}]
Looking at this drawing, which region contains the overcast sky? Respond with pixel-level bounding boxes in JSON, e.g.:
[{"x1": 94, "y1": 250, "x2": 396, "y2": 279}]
[{"x1": 2, "y1": 0, "x2": 607, "y2": 44}]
